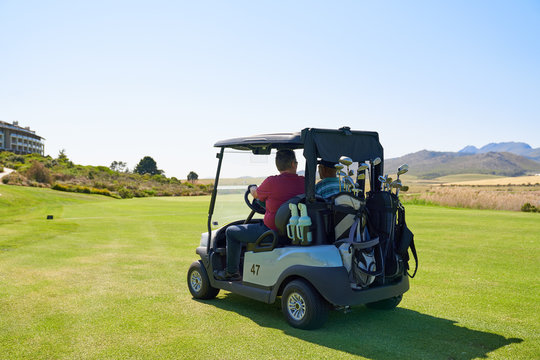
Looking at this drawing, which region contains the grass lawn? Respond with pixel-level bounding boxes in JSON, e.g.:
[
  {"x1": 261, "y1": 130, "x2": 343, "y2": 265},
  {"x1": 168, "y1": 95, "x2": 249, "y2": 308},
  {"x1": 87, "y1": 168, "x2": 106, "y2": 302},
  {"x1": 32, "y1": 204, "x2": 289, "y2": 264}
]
[{"x1": 1, "y1": 185, "x2": 538, "y2": 359}]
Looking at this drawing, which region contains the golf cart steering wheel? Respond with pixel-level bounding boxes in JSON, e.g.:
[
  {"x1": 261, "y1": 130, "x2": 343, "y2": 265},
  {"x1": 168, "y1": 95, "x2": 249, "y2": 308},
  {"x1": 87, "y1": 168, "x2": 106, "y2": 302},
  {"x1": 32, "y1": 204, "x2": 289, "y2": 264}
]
[{"x1": 244, "y1": 185, "x2": 266, "y2": 214}]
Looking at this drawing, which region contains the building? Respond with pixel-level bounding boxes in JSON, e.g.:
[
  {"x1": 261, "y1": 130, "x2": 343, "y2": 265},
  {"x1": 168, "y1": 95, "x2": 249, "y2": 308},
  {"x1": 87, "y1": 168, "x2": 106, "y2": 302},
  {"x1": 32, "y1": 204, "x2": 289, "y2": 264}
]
[{"x1": 0, "y1": 121, "x2": 45, "y2": 155}]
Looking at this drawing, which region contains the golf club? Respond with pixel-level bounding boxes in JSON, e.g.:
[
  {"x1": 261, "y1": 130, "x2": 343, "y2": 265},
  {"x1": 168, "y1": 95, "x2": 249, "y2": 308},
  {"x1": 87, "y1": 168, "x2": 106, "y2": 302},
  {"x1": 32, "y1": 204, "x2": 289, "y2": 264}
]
[
  {"x1": 390, "y1": 179, "x2": 402, "y2": 196},
  {"x1": 357, "y1": 163, "x2": 369, "y2": 198},
  {"x1": 397, "y1": 164, "x2": 409, "y2": 180},
  {"x1": 370, "y1": 157, "x2": 382, "y2": 192},
  {"x1": 339, "y1": 156, "x2": 353, "y2": 174},
  {"x1": 385, "y1": 177, "x2": 393, "y2": 191},
  {"x1": 335, "y1": 163, "x2": 344, "y2": 191},
  {"x1": 378, "y1": 175, "x2": 387, "y2": 191}
]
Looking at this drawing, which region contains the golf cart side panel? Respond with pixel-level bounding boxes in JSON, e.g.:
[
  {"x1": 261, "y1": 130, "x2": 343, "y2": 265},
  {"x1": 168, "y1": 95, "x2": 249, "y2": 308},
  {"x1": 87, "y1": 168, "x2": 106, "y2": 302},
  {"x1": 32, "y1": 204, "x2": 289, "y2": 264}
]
[
  {"x1": 269, "y1": 265, "x2": 410, "y2": 306},
  {"x1": 301, "y1": 128, "x2": 384, "y2": 202},
  {"x1": 242, "y1": 245, "x2": 343, "y2": 286}
]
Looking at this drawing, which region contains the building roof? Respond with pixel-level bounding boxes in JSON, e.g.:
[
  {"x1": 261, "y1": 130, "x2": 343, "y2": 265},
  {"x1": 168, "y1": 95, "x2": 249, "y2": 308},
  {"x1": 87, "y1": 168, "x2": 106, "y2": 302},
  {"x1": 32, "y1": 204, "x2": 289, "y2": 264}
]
[{"x1": 0, "y1": 121, "x2": 44, "y2": 140}]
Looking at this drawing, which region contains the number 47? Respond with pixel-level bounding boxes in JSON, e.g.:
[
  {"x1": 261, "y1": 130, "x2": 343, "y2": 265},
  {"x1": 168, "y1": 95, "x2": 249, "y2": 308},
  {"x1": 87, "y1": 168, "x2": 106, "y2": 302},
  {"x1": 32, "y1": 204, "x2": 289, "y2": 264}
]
[{"x1": 251, "y1": 264, "x2": 260, "y2": 276}]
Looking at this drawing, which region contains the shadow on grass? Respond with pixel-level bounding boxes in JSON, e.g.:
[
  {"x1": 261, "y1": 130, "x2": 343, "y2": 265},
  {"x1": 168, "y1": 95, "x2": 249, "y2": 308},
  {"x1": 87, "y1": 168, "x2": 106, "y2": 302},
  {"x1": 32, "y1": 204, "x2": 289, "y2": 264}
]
[{"x1": 201, "y1": 293, "x2": 522, "y2": 360}]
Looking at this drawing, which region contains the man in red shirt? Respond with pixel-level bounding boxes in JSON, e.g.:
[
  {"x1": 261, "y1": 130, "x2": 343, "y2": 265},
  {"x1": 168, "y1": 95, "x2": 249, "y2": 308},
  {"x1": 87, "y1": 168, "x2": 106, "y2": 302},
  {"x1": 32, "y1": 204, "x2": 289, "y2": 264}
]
[{"x1": 215, "y1": 149, "x2": 305, "y2": 281}]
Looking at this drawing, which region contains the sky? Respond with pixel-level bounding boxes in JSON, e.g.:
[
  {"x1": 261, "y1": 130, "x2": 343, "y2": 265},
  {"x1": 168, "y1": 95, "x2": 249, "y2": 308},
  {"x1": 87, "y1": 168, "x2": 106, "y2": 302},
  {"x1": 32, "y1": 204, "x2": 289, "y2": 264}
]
[{"x1": 1, "y1": 1, "x2": 539, "y2": 179}]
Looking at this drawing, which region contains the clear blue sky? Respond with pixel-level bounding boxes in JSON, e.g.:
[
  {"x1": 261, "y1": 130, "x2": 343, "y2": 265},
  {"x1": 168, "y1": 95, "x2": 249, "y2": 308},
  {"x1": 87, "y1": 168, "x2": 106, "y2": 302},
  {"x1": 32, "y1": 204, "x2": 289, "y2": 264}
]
[{"x1": 1, "y1": 1, "x2": 539, "y2": 178}]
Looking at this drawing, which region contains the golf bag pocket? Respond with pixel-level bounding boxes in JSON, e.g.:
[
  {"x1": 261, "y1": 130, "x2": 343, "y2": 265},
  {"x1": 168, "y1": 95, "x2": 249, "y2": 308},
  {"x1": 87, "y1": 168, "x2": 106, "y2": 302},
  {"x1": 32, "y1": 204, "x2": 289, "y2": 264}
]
[
  {"x1": 333, "y1": 193, "x2": 366, "y2": 242},
  {"x1": 366, "y1": 191, "x2": 401, "y2": 278}
]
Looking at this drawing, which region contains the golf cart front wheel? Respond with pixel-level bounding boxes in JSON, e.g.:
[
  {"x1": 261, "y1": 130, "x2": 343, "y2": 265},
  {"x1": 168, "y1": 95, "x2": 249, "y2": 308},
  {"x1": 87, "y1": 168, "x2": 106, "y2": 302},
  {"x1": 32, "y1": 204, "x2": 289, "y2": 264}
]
[
  {"x1": 281, "y1": 279, "x2": 329, "y2": 330},
  {"x1": 187, "y1": 261, "x2": 219, "y2": 300},
  {"x1": 365, "y1": 295, "x2": 402, "y2": 310}
]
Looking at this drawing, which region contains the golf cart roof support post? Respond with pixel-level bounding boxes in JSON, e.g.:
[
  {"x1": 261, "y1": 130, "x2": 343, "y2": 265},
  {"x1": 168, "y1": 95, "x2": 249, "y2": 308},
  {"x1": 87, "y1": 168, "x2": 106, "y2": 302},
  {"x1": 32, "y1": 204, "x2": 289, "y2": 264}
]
[{"x1": 207, "y1": 147, "x2": 225, "y2": 253}]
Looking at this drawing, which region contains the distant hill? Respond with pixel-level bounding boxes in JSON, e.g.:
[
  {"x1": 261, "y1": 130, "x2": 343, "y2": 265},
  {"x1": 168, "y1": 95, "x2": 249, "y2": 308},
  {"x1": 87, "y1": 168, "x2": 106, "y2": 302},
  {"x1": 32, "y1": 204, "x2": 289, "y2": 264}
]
[
  {"x1": 459, "y1": 142, "x2": 540, "y2": 161},
  {"x1": 385, "y1": 150, "x2": 540, "y2": 179}
]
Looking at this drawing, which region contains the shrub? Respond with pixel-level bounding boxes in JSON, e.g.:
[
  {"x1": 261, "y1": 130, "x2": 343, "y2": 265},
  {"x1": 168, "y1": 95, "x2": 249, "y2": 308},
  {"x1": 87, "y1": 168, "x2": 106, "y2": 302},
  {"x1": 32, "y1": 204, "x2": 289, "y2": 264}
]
[
  {"x1": 118, "y1": 187, "x2": 133, "y2": 199},
  {"x1": 521, "y1": 203, "x2": 539, "y2": 213},
  {"x1": 25, "y1": 161, "x2": 52, "y2": 184},
  {"x1": 2, "y1": 172, "x2": 28, "y2": 185},
  {"x1": 8, "y1": 155, "x2": 25, "y2": 163}
]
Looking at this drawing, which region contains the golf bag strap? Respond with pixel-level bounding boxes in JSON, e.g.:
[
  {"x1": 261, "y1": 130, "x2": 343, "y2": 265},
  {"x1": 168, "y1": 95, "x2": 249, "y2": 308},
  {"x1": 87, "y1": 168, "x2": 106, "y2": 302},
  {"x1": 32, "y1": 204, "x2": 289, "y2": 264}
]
[
  {"x1": 351, "y1": 239, "x2": 379, "y2": 250},
  {"x1": 408, "y1": 239, "x2": 418, "y2": 278},
  {"x1": 347, "y1": 216, "x2": 360, "y2": 243}
]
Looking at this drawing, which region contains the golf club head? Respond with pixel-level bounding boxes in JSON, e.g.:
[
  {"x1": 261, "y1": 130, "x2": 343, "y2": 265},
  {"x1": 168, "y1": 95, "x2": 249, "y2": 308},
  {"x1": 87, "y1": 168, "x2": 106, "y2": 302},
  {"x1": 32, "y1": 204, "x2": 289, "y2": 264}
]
[
  {"x1": 378, "y1": 175, "x2": 386, "y2": 183},
  {"x1": 339, "y1": 156, "x2": 353, "y2": 166},
  {"x1": 335, "y1": 164, "x2": 344, "y2": 171},
  {"x1": 356, "y1": 173, "x2": 366, "y2": 180},
  {"x1": 338, "y1": 170, "x2": 347, "y2": 177},
  {"x1": 357, "y1": 163, "x2": 369, "y2": 171},
  {"x1": 390, "y1": 181, "x2": 403, "y2": 189},
  {"x1": 401, "y1": 185, "x2": 409, "y2": 192},
  {"x1": 397, "y1": 164, "x2": 409, "y2": 176},
  {"x1": 372, "y1": 157, "x2": 382, "y2": 166},
  {"x1": 390, "y1": 180, "x2": 402, "y2": 189},
  {"x1": 386, "y1": 177, "x2": 393, "y2": 184}
]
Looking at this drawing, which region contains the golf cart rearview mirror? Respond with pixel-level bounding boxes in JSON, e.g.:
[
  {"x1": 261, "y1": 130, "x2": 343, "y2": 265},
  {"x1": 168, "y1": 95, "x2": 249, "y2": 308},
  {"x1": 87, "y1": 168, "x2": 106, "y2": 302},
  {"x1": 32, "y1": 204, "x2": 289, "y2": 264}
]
[{"x1": 252, "y1": 146, "x2": 272, "y2": 155}]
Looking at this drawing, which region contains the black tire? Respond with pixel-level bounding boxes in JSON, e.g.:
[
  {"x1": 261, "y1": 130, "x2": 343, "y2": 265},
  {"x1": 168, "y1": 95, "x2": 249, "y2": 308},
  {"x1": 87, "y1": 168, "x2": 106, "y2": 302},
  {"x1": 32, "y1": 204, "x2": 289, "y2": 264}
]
[
  {"x1": 281, "y1": 279, "x2": 329, "y2": 330},
  {"x1": 187, "y1": 261, "x2": 220, "y2": 300},
  {"x1": 365, "y1": 295, "x2": 403, "y2": 310}
]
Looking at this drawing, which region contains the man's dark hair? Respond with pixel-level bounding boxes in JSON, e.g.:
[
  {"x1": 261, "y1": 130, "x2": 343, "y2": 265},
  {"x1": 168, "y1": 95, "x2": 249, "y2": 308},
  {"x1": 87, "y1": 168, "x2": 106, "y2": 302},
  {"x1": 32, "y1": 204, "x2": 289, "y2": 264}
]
[{"x1": 275, "y1": 149, "x2": 297, "y2": 171}]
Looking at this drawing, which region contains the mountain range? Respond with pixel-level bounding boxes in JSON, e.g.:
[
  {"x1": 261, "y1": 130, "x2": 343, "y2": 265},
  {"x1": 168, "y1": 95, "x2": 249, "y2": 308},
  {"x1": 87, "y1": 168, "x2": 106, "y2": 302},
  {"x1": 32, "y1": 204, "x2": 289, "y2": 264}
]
[
  {"x1": 458, "y1": 142, "x2": 540, "y2": 162},
  {"x1": 385, "y1": 142, "x2": 540, "y2": 179}
]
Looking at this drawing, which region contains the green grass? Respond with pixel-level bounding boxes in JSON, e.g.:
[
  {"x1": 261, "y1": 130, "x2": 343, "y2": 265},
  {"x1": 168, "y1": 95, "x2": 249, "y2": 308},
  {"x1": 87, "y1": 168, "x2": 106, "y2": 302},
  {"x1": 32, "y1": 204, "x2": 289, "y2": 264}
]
[{"x1": 0, "y1": 185, "x2": 538, "y2": 359}]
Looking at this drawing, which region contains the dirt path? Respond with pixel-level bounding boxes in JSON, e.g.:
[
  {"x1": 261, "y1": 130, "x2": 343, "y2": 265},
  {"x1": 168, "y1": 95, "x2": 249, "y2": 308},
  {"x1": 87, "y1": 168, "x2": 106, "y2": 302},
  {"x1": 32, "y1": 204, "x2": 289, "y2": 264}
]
[{"x1": 0, "y1": 168, "x2": 14, "y2": 189}]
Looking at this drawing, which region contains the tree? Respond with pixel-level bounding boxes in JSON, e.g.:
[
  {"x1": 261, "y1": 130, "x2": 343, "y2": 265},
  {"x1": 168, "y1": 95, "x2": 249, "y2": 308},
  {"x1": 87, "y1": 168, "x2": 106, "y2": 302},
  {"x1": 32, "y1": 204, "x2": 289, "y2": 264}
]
[
  {"x1": 58, "y1": 149, "x2": 68, "y2": 161},
  {"x1": 134, "y1": 156, "x2": 163, "y2": 175},
  {"x1": 110, "y1": 161, "x2": 127, "y2": 172},
  {"x1": 187, "y1": 171, "x2": 198, "y2": 184}
]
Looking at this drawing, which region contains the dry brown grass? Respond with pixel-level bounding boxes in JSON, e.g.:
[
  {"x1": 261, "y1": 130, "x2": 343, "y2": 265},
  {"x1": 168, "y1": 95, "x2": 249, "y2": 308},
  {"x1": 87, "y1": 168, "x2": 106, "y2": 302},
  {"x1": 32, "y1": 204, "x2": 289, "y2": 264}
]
[
  {"x1": 445, "y1": 175, "x2": 540, "y2": 186},
  {"x1": 414, "y1": 185, "x2": 540, "y2": 211}
]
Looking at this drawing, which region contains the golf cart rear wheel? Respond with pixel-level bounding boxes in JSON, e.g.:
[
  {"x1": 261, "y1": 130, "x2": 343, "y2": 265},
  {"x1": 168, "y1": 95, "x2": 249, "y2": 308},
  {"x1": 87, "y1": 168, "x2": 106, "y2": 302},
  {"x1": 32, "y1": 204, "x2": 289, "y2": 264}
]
[
  {"x1": 281, "y1": 279, "x2": 329, "y2": 330},
  {"x1": 187, "y1": 261, "x2": 219, "y2": 300},
  {"x1": 365, "y1": 295, "x2": 402, "y2": 310}
]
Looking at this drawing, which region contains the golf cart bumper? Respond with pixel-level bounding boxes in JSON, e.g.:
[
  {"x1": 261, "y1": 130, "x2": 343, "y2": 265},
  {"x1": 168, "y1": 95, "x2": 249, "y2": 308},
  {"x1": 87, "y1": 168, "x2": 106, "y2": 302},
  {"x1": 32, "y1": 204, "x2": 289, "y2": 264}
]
[{"x1": 275, "y1": 266, "x2": 409, "y2": 307}]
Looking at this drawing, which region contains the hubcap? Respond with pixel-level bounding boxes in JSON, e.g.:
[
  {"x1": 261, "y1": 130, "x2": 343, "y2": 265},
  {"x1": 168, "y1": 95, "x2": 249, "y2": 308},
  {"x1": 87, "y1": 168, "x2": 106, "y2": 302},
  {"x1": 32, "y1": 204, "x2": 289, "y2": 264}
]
[
  {"x1": 190, "y1": 270, "x2": 202, "y2": 292},
  {"x1": 287, "y1": 292, "x2": 306, "y2": 321}
]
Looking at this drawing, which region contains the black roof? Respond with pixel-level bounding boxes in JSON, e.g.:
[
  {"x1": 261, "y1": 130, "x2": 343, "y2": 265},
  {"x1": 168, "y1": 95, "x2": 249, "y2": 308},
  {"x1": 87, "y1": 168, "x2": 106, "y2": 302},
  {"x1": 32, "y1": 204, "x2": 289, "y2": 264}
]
[{"x1": 214, "y1": 132, "x2": 302, "y2": 152}]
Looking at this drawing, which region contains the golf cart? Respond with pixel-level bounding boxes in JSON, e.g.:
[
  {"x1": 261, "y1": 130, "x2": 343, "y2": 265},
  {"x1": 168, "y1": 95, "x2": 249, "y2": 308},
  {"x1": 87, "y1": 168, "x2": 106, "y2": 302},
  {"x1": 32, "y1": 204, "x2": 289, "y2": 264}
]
[{"x1": 187, "y1": 127, "x2": 417, "y2": 329}]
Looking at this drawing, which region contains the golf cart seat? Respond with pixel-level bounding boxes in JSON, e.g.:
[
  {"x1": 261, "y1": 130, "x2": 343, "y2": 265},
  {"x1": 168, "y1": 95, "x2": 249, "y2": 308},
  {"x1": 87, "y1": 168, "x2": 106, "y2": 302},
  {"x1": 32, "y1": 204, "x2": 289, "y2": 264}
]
[
  {"x1": 274, "y1": 195, "x2": 305, "y2": 240},
  {"x1": 274, "y1": 194, "x2": 334, "y2": 245}
]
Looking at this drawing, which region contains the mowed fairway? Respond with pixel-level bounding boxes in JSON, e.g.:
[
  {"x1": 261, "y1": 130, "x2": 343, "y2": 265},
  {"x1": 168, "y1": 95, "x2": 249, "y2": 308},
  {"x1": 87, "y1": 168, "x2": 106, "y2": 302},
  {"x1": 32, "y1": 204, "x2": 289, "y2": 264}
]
[{"x1": 1, "y1": 186, "x2": 538, "y2": 360}]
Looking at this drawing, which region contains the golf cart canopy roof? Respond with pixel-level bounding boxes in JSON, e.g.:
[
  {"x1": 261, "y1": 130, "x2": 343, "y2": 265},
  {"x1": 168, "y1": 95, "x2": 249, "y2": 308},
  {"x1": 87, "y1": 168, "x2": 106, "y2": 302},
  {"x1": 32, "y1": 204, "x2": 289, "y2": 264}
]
[
  {"x1": 214, "y1": 132, "x2": 303, "y2": 154},
  {"x1": 214, "y1": 127, "x2": 382, "y2": 160},
  {"x1": 214, "y1": 127, "x2": 384, "y2": 202}
]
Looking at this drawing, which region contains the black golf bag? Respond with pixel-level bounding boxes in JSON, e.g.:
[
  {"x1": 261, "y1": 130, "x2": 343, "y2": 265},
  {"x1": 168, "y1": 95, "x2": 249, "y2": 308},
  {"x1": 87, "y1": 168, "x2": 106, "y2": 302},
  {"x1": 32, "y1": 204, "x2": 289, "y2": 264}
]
[{"x1": 366, "y1": 191, "x2": 418, "y2": 281}]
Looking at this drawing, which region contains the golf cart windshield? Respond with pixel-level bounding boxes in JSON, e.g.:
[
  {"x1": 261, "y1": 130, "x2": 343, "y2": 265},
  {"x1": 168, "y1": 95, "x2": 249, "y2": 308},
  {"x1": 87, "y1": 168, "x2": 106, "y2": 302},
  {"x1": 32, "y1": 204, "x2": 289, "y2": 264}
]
[{"x1": 211, "y1": 149, "x2": 306, "y2": 229}]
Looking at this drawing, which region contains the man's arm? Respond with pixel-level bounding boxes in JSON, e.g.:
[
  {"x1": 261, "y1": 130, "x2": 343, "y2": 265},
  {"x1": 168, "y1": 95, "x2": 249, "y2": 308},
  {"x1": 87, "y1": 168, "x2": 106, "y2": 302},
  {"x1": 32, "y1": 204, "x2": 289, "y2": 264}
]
[{"x1": 254, "y1": 176, "x2": 273, "y2": 201}]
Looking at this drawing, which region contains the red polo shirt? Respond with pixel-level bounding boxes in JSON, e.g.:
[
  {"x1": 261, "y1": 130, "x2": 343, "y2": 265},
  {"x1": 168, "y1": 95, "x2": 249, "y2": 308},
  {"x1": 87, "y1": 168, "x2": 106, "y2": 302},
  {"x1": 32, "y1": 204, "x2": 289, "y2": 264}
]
[{"x1": 256, "y1": 172, "x2": 305, "y2": 230}]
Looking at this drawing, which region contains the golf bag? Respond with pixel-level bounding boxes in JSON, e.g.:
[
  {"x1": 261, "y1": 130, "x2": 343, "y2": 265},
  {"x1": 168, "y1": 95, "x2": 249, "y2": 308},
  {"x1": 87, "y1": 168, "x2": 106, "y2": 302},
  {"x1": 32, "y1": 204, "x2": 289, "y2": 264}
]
[
  {"x1": 334, "y1": 193, "x2": 382, "y2": 288},
  {"x1": 366, "y1": 191, "x2": 418, "y2": 280},
  {"x1": 366, "y1": 191, "x2": 401, "y2": 279}
]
